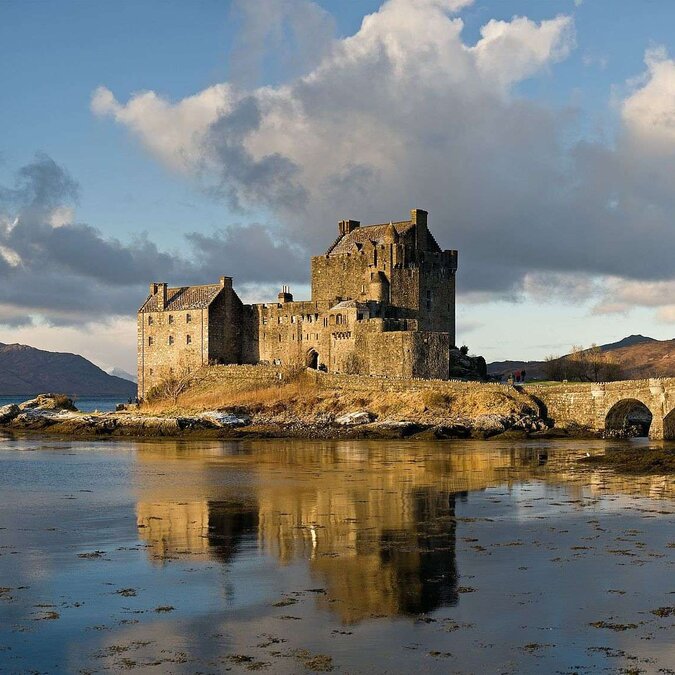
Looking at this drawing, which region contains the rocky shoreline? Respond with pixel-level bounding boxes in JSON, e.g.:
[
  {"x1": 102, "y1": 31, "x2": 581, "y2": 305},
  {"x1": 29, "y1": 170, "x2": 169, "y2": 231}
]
[{"x1": 0, "y1": 394, "x2": 597, "y2": 441}]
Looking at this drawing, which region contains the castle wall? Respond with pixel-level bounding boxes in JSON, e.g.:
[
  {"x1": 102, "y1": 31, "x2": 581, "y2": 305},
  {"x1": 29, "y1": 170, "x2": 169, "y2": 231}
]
[
  {"x1": 417, "y1": 254, "x2": 457, "y2": 343},
  {"x1": 207, "y1": 287, "x2": 244, "y2": 365},
  {"x1": 410, "y1": 332, "x2": 451, "y2": 379},
  {"x1": 311, "y1": 252, "x2": 374, "y2": 303},
  {"x1": 138, "y1": 307, "x2": 210, "y2": 398},
  {"x1": 243, "y1": 299, "x2": 334, "y2": 369},
  {"x1": 355, "y1": 329, "x2": 449, "y2": 380},
  {"x1": 138, "y1": 209, "x2": 459, "y2": 394},
  {"x1": 388, "y1": 266, "x2": 419, "y2": 319}
]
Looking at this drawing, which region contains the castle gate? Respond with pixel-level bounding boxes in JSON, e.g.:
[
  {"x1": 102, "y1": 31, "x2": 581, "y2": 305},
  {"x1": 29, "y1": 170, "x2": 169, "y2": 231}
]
[{"x1": 306, "y1": 348, "x2": 319, "y2": 370}]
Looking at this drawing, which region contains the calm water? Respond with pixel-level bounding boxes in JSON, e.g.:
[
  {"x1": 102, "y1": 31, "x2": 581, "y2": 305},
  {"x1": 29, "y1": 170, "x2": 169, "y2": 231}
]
[
  {"x1": 0, "y1": 435, "x2": 673, "y2": 674},
  {"x1": 0, "y1": 395, "x2": 126, "y2": 413}
]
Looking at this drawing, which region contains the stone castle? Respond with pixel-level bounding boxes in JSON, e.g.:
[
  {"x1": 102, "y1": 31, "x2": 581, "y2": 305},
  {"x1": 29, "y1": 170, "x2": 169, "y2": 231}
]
[{"x1": 137, "y1": 209, "x2": 458, "y2": 398}]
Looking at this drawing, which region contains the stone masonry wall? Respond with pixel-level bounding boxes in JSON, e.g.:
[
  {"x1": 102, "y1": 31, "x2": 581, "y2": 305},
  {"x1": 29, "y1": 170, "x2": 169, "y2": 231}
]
[
  {"x1": 195, "y1": 363, "x2": 535, "y2": 404},
  {"x1": 208, "y1": 288, "x2": 244, "y2": 365},
  {"x1": 138, "y1": 307, "x2": 209, "y2": 398},
  {"x1": 523, "y1": 383, "x2": 598, "y2": 429}
]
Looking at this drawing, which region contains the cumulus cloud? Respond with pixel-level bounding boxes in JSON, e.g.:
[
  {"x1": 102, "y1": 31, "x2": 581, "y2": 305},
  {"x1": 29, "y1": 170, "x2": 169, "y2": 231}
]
[
  {"x1": 621, "y1": 46, "x2": 675, "y2": 148},
  {"x1": 470, "y1": 14, "x2": 574, "y2": 89},
  {"x1": 91, "y1": 84, "x2": 234, "y2": 171},
  {"x1": 85, "y1": 0, "x2": 675, "y2": 321},
  {"x1": 227, "y1": 0, "x2": 336, "y2": 86},
  {"x1": 0, "y1": 154, "x2": 304, "y2": 328}
]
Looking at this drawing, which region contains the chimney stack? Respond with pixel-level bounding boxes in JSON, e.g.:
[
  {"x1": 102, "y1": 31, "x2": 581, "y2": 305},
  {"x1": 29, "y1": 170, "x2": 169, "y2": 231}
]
[
  {"x1": 410, "y1": 208, "x2": 428, "y2": 250},
  {"x1": 278, "y1": 285, "x2": 293, "y2": 303},
  {"x1": 338, "y1": 219, "x2": 360, "y2": 236},
  {"x1": 149, "y1": 282, "x2": 168, "y2": 309}
]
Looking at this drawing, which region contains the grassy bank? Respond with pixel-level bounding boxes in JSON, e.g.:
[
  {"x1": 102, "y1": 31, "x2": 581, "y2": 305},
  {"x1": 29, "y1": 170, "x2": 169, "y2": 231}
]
[{"x1": 142, "y1": 371, "x2": 539, "y2": 425}]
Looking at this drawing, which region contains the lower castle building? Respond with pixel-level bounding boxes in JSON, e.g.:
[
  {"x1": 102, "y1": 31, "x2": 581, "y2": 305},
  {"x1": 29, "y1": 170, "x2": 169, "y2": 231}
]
[{"x1": 137, "y1": 208, "x2": 457, "y2": 398}]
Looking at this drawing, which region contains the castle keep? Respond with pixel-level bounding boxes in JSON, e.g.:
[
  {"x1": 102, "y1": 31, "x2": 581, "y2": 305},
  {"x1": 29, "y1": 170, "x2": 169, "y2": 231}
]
[{"x1": 137, "y1": 209, "x2": 458, "y2": 398}]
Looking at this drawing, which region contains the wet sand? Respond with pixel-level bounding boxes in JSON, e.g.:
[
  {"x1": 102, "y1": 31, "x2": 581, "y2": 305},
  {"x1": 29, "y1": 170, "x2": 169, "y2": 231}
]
[{"x1": 0, "y1": 434, "x2": 673, "y2": 673}]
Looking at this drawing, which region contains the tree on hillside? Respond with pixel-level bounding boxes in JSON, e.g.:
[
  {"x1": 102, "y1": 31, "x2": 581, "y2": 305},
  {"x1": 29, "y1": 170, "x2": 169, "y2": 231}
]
[
  {"x1": 543, "y1": 346, "x2": 623, "y2": 382},
  {"x1": 148, "y1": 358, "x2": 204, "y2": 404},
  {"x1": 543, "y1": 354, "x2": 565, "y2": 381},
  {"x1": 548, "y1": 345, "x2": 624, "y2": 382}
]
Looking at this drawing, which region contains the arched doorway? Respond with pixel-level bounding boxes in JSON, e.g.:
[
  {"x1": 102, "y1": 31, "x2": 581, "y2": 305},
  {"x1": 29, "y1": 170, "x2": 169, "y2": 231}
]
[
  {"x1": 306, "y1": 348, "x2": 319, "y2": 369},
  {"x1": 605, "y1": 399, "x2": 653, "y2": 438}
]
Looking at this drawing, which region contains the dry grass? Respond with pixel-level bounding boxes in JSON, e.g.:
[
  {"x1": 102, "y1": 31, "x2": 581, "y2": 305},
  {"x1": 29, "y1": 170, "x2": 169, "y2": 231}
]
[{"x1": 143, "y1": 370, "x2": 536, "y2": 423}]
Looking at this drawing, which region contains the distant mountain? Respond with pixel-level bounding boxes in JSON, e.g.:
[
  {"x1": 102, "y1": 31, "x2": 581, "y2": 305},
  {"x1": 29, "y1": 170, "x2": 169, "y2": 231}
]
[
  {"x1": 0, "y1": 343, "x2": 137, "y2": 396},
  {"x1": 488, "y1": 335, "x2": 675, "y2": 381},
  {"x1": 597, "y1": 334, "x2": 657, "y2": 352},
  {"x1": 108, "y1": 367, "x2": 137, "y2": 384}
]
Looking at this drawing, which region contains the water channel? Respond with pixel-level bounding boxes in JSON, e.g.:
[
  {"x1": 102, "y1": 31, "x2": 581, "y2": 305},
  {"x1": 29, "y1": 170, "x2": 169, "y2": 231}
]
[{"x1": 0, "y1": 435, "x2": 672, "y2": 673}]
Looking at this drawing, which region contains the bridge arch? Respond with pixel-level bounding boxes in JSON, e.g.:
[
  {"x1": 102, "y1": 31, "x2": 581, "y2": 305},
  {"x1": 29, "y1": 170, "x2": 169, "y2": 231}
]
[{"x1": 604, "y1": 398, "x2": 653, "y2": 438}]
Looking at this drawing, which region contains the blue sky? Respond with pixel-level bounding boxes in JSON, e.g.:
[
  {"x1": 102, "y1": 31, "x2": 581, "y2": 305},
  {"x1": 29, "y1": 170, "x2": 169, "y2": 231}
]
[{"x1": 1, "y1": 0, "x2": 675, "y2": 371}]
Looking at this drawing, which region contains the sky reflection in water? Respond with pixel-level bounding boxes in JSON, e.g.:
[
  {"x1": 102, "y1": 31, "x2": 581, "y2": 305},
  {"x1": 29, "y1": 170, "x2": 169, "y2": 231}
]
[{"x1": 0, "y1": 435, "x2": 673, "y2": 673}]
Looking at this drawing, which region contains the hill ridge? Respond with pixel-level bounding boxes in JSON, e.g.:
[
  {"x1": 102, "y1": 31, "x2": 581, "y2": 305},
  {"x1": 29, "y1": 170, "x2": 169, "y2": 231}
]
[
  {"x1": 0, "y1": 342, "x2": 136, "y2": 396},
  {"x1": 488, "y1": 335, "x2": 675, "y2": 381}
]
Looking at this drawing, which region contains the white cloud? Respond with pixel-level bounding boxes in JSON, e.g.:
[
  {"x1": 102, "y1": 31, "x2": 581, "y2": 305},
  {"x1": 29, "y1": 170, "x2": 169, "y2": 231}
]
[
  {"x1": 89, "y1": 1, "x2": 675, "y2": 328},
  {"x1": 470, "y1": 15, "x2": 574, "y2": 89},
  {"x1": 622, "y1": 46, "x2": 675, "y2": 149},
  {"x1": 0, "y1": 245, "x2": 21, "y2": 267},
  {"x1": 92, "y1": 0, "x2": 573, "y2": 191},
  {"x1": 521, "y1": 271, "x2": 599, "y2": 303},
  {"x1": 594, "y1": 278, "x2": 675, "y2": 313},
  {"x1": 92, "y1": 84, "x2": 235, "y2": 171},
  {"x1": 48, "y1": 205, "x2": 74, "y2": 228}
]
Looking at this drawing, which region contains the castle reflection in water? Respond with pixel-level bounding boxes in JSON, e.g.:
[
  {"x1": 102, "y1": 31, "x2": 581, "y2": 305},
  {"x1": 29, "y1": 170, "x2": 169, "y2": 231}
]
[{"x1": 134, "y1": 440, "x2": 672, "y2": 623}]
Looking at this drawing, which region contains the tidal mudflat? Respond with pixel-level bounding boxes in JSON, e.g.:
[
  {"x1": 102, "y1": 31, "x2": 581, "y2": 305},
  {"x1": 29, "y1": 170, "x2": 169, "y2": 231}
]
[{"x1": 0, "y1": 435, "x2": 672, "y2": 674}]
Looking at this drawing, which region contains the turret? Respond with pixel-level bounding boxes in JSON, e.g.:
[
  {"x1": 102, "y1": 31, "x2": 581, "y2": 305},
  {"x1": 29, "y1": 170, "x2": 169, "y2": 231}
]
[{"x1": 368, "y1": 271, "x2": 389, "y2": 302}]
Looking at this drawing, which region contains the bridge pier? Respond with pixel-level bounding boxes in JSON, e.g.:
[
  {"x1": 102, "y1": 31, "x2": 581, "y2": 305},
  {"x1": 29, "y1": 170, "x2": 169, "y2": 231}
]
[{"x1": 649, "y1": 416, "x2": 664, "y2": 441}]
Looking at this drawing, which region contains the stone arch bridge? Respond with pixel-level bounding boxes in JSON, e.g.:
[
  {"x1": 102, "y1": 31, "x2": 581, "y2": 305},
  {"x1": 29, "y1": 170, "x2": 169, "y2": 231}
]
[{"x1": 523, "y1": 379, "x2": 675, "y2": 440}]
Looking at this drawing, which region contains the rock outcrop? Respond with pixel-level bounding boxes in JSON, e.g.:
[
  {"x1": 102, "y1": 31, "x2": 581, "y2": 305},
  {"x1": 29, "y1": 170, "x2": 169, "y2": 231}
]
[{"x1": 449, "y1": 348, "x2": 487, "y2": 380}]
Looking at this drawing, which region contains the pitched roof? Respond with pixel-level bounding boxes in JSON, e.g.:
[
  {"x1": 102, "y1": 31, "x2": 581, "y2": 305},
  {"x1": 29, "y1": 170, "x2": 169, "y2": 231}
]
[
  {"x1": 327, "y1": 220, "x2": 415, "y2": 255},
  {"x1": 139, "y1": 284, "x2": 223, "y2": 312}
]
